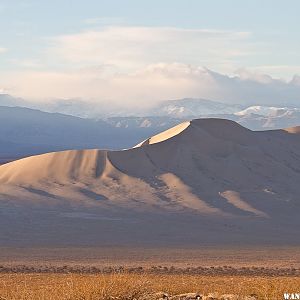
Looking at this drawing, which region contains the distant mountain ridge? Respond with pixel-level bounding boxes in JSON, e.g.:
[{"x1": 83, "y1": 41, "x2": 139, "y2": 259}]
[
  {"x1": 0, "y1": 106, "x2": 168, "y2": 162},
  {"x1": 1, "y1": 95, "x2": 300, "y2": 162},
  {"x1": 2, "y1": 92, "x2": 300, "y2": 116},
  {"x1": 148, "y1": 98, "x2": 243, "y2": 117}
]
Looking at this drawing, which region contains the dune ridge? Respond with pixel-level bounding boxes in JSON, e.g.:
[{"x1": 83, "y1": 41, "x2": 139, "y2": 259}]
[
  {"x1": 283, "y1": 126, "x2": 300, "y2": 134},
  {"x1": 135, "y1": 121, "x2": 190, "y2": 147}
]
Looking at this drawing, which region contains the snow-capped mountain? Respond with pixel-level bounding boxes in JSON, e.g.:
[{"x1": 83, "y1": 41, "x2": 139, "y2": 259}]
[
  {"x1": 0, "y1": 94, "x2": 244, "y2": 118},
  {"x1": 105, "y1": 116, "x2": 183, "y2": 129},
  {"x1": 233, "y1": 106, "x2": 300, "y2": 130},
  {"x1": 33, "y1": 97, "x2": 245, "y2": 119},
  {"x1": 149, "y1": 98, "x2": 243, "y2": 117},
  {"x1": 235, "y1": 106, "x2": 300, "y2": 117},
  {"x1": 1, "y1": 94, "x2": 300, "y2": 133}
]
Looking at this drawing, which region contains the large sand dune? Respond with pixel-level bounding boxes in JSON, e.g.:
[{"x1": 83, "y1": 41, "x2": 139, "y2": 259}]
[{"x1": 0, "y1": 119, "x2": 300, "y2": 246}]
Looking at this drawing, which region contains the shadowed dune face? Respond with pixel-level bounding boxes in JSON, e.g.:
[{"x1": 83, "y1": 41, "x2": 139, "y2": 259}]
[{"x1": 0, "y1": 118, "x2": 300, "y2": 245}]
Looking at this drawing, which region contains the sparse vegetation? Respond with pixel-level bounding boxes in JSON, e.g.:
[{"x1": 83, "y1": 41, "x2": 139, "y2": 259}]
[{"x1": 0, "y1": 265, "x2": 300, "y2": 277}]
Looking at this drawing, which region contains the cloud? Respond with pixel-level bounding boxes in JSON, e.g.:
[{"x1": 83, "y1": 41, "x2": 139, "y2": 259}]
[
  {"x1": 48, "y1": 26, "x2": 252, "y2": 72},
  {"x1": 1, "y1": 26, "x2": 299, "y2": 108},
  {"x1": 243, "y1": 65, "x2": 300, "y2": 80},
  {"x1": 1, "y1": 63, "x2": 300, "y2": 108},
  {"x1": 0, "y1": 47, "x2": 7, "y2": 54}
]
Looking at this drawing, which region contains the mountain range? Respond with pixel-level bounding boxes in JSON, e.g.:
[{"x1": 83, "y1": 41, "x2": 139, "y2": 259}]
[
  {"x1": 1, "y1": 94, "x2": 300, "y2": 164},
  {"x1": 1, "y1": 93, "x2": 300, "y2": 124}
]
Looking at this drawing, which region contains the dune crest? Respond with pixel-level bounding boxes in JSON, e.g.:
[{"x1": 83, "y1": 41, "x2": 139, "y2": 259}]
[
  {"x1": 283, "y1": 126, "x2": 300, "y2": 134},
  {"x1": 135, "y1": 121, "x2": 190, "y2": 147}
]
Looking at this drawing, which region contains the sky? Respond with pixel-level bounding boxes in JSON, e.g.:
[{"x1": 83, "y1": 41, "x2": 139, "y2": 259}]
[{"x1": 0, "y1": 0, "x2": 300, "y2": 106}]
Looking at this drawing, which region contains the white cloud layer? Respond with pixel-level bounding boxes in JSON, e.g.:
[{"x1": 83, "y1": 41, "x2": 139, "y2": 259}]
[
  {"x1": 49, "y1": 26, "x2": 252, "y2": 72},
  {"x1": 0, "y1": 26, "x2": 299, "y2": 108},
  {"x1": 1, "y1": 63, "x2": 300, "y2": 108}
]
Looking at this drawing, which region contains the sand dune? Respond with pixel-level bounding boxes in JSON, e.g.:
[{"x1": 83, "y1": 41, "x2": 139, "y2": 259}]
[
  {"x1": 283, "y1": 126, "x2": 300, "y2": 134},
  {"x1": 135, "y1": 121, "x2": 190, "y2": 146},
  {"x1": 0, "y1": 118, "x2": 300, "y2": 246}
]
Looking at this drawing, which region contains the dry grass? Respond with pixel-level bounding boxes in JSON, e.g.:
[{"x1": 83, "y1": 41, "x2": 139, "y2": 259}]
[{"x1": 0, "y1": 273, "x2": 299, "y2": 300}]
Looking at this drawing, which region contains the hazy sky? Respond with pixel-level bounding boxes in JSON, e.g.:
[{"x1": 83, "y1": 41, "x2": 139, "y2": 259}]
[{"x1": 0, "y1": 0, "x2": 299, "y2": 104}]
